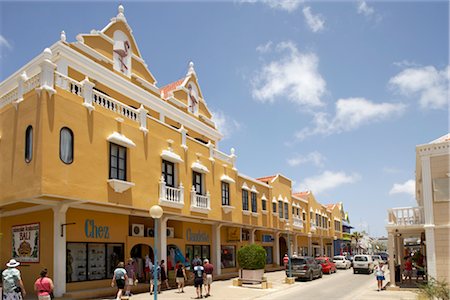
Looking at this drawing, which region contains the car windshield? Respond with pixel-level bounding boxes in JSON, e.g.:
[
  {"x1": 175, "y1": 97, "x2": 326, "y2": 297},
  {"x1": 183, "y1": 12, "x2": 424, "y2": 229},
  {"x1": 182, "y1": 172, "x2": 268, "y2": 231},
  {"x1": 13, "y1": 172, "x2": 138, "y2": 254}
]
[
  {"x1": 291, "y1": 258, "x2": 306, "y2": 265},
  {"x1": 355, "y1": 256, "x2": 368, "y2": 262},
  {"x1": 316, "y1": 259, "x2": 326, "y2": 264},
  {"x1": 333, "y1": 257, "x2": 343, "y2": 260}
]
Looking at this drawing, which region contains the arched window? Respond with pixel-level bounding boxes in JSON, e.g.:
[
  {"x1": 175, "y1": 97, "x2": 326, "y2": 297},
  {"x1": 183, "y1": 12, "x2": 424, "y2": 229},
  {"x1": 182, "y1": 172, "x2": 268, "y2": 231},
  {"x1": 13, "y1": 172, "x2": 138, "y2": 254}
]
[
  {"x1": 25, "y1": 125, "x2": 33, "y2": 163},
  {"x1": 60, "y1": 127, "x2": 74, "y2": 164}
]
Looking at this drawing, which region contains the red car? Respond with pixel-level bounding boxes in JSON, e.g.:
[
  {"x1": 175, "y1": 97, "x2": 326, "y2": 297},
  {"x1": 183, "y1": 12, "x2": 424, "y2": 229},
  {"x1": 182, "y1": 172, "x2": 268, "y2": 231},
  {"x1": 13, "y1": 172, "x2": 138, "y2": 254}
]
[{"x1": 315, "y1": 257, "x2": 337, "y2": 274}]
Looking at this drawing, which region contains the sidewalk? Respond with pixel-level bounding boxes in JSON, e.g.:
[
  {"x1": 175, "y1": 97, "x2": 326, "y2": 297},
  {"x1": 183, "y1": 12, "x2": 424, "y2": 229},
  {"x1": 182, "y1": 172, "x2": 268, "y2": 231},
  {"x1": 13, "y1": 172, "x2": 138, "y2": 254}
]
[{"x1": 120, "y1": 271, "x2": 419, "y2": 300}]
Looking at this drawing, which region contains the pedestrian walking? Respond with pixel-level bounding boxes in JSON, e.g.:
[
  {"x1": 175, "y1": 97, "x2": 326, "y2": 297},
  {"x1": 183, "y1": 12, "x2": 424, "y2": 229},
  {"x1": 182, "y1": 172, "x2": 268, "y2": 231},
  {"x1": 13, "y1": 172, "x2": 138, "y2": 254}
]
[
  {"x1": 192, "y1": 255, "x2": 202, "y2": 267},
  {"x1": 149, "y1": 263, "x2": 161, "y2": 295},
  {"x1": 160, "y1": 260, "x2": 170, "y2": 289},
  {"x1": 144, "y1": 255, "x2": 152, "y2": 283},
  {"x1": 203, "y1": 259, "x2": 214, "y2": 297},
  {"x1": 374, "y1": 261, "x2": 386, "y2": 291},
  {"x1": 34, "y1": 268, "x2": 54, "y2": 300},
  {"x1": 1, "y1": 259, "x2": 26, "y2": 300},
  {"x1": 175, "y1": 261, "x2": 186, "y2": 293},
  {"x1": 283, "y1": 254, "x2": 289, "y2": 269},
  {"x1": 111, "y1": 262, "x2": 128, "y2": 300},
  {"x1": 193, "y1": 260, "x2": 205, "y2": 299},
  {"x1": 124, "y1": 258, "x2": 136, "y2": 296},
  {"x1": 403, "y1": 257, "x2": 413, "y2": 283}
]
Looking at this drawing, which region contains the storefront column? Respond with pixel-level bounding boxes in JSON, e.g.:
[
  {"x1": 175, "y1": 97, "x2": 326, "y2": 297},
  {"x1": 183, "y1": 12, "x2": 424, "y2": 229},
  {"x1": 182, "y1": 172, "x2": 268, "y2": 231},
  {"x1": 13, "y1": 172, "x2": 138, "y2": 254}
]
[
  {"x1": 250, "y1": 228, "x2": 256, "y2": 244},
  {"x1": 320, "y1": 237, "x2": 324, "y2": 256},
  {"x1": 293, "y1": 234, "x2": 298, "y2": 256},
  {"x1": 158, "y1": 216, "x2": 168, "y2": 266},
  {"x1": 421, "y1": 155, "x2": 437, "y2": 279},
  {"x1": 274, "y1": 232, "x2": 280, "y2": 265},
  {"x1": 53, "y1": 204, "x2": 69, "y2": 297},
  {"x1": 212, "y1": 224, "x2": 222, "y2": 276},
  {"x1": 308, "y1": 233, "x2": 312, "y2": 256},
  {"x1": 387, "y1": 232, "x2": 396, "y2": 287}
]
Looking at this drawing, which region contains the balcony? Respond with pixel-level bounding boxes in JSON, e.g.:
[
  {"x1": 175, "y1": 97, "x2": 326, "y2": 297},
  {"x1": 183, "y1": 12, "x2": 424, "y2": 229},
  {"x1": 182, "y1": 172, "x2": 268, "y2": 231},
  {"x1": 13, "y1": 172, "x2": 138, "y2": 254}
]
[
  {"x1": 387, "y1": 207, "x2": 424, "y2": 227},
  {"x1": 293, "y1": 217, "x2": 304, "y2": 229},
  {"x1": 190, "y1": 187, "x2": 210, "y2": 213},
  {"x1": 159, "y1": 177, "x2": 184, "y2": 209}
]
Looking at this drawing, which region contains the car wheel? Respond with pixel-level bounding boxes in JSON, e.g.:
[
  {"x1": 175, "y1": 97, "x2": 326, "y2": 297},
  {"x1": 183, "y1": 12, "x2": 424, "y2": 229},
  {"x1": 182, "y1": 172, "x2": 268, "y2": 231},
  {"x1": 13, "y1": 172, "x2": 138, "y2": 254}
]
[
  {"x1": 319, "y1": 270, "x2": 323, "y2": 278},
  {"x1": 309, "y1": 271, "x2": 313, "y2": 281},
  {"x1": 353, "y1": 269, "x2": 357, "y2": 274}
]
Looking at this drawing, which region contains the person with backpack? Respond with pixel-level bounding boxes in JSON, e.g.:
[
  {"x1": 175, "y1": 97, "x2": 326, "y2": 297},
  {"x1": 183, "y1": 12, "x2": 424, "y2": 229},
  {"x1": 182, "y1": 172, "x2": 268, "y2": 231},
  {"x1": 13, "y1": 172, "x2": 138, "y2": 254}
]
[
  {"x1": 2, "y1": 259, "x2": 26, "y2": 300},
  {"x1": 175, "y1": 261, "x2": 187, "y2": 293},
  {"x1": 149, "y1": 262, "x2": 161, "y2": 295},
  {"x1": 193, "y1": 260, "x2": 205, "y2": 299},
  {"x1": 111, "y1": 262, "x2": 128, "y2": 300},
  {"x1": 34, "y1": 268, "x2": 54, "y2": 300}
]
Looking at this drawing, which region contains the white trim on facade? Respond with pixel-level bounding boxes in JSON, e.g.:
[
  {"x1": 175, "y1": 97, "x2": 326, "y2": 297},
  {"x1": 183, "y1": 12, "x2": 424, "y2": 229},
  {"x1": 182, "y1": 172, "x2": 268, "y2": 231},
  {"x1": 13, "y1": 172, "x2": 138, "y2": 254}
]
[{"x1": 107, "y1": 132, "x2": 136, "y2": 148}]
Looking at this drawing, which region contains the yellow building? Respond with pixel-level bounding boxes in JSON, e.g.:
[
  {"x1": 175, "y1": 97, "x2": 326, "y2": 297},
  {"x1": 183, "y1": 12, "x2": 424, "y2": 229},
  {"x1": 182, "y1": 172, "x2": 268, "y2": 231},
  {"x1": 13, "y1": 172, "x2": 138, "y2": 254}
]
[
  {"x1": 386, "y1": 134, "x2": 450, "y2": 287},
  {"x1": 0, "y1": 5, "x2": 349, "y2": 297}
]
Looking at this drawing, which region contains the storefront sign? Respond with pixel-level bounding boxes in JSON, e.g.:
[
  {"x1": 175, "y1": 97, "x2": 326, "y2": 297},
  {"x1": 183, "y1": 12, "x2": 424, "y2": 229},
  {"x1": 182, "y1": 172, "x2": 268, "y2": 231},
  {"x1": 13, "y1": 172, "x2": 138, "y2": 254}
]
[
  {"x1": 186, "y1": 228, "x2": 209, "y2": 243},
  {"x1": 12, "y1": 223, "x2": 40, "y2": 263},
  {"x1": 227, "y1": 227, "x2": 240, "y2": 242},
  {"x1": 85, "y1": 219, "x2": 110, "y2": 239}
]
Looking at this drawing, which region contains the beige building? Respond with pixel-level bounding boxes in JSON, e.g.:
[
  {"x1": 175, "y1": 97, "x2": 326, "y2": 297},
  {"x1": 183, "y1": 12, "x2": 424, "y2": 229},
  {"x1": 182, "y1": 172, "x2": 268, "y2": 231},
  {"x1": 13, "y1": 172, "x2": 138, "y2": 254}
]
[{"x1": 386, "y1": 134, "x2": 450, "y2": 287}]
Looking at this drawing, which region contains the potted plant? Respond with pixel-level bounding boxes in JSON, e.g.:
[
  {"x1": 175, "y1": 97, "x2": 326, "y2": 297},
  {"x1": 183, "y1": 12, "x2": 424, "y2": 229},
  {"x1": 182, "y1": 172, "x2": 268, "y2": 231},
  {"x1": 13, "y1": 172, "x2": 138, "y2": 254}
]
[{"x1": 237, "y1": 244, "x2": 266, "y2": 282}]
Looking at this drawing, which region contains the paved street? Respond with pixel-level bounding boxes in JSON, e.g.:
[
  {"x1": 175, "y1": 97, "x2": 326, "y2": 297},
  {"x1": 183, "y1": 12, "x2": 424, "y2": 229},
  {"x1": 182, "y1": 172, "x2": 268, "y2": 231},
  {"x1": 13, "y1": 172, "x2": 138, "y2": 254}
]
[{"x1": 106, "y1": 269, "x2": 418, "y2": 300}]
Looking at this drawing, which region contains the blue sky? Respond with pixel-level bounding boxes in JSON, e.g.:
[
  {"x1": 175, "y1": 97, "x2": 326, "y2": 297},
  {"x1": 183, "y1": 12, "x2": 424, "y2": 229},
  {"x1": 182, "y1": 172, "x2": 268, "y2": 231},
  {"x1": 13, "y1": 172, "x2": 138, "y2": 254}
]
[{"x1": 1, "y1": 1, "x2": 448, "y2": 237}]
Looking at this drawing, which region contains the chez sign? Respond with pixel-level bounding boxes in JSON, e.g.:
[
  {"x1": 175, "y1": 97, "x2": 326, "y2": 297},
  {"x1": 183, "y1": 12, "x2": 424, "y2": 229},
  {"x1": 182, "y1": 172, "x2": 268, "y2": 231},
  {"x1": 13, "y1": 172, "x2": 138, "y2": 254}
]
[{"x1": 84, "y1": 219, "x2": 110, "y2": 239}]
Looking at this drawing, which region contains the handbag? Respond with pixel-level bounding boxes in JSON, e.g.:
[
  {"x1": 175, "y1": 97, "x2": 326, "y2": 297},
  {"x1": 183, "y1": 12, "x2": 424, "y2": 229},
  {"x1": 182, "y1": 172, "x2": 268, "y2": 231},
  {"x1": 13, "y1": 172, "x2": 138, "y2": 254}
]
[
  {"x1": 14, "y1": 286, "x2": 22, "y2": 293},
  {"x1": 49, "y1": 292, "x2": 55, "y2": 299}
]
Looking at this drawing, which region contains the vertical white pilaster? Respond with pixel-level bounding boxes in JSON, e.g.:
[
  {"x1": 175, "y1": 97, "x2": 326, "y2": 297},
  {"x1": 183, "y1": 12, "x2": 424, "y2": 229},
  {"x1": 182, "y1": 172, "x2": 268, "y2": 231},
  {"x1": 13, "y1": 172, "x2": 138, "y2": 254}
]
[
  {"x1": 294, "y1": 234, "x2": 298, "y2": 256},
  {"x1": 421, "y1": 155, "x2": 437, "y2": 279},
  {"x1": 81, "y1": 77, "x2": 95, "y2": 113},
  {"x1": 159, "y1": 217, "x2": 168, "y2": 266},
  {"x1": 38, "y1": 48, "x2": 56, "y2": 96},
  {"x1": 179, "y1": 126, "x2": 188, "y2": 151},
  {"x1": 56, "y1": 58, "x2": 68, "y2": 89},
  {"x1": 320, "y1": 237, "x2": 324, "y2": 256},
  {"x1": 387, "y1": 232, "x2": 396, "y2": 287},
  {"x1": 212, "y1": 224, "x2": 222, "y2": 276},
  {"x1": 138, "y1": 105, "x2": 148, "y2": 134},
  {"x1": 53, "y1": 204, "x2": 69, "y2": 297},
  {"x1": 250, "y1": 229, "x2": 256, "y2": 244},
  {"x1": 274, "y1": 232, "x2": 280, "y2": 266},
  {"x1": 308, "y1": 234, "x2": 312, "y2": 256}
]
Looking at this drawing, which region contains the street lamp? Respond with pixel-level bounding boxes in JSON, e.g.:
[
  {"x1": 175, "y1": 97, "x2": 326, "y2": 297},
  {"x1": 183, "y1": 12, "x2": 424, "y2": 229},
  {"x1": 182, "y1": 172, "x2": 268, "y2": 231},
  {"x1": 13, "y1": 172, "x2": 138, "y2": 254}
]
[
  {"x1": 150, "y1": 205, "x2": 163, "y2": 300},
  {"x1": 285, "y1": 223, "x2": 293, "y2": 282}
]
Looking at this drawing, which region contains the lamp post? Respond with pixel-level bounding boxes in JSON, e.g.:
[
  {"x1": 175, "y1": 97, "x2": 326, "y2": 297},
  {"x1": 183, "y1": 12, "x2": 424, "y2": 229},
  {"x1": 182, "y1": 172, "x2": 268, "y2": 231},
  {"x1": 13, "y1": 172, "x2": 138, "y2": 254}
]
[
  {"x1": 285, "y1": 223, "x2": 293, "y2": 283},
  {"x1": 150, "y1": 205, "x2": 163, "y2": 300}
]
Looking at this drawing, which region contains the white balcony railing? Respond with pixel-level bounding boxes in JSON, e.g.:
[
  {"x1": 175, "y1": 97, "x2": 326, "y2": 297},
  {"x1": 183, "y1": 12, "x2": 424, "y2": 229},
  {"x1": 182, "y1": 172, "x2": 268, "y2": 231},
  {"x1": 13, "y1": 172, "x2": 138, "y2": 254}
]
[
  {"x1": 293, "y1": 218, "x2": 304, "y2": 228},
  {"x1": 159, "y1": 176, "x2": 184, "y2": 208},
  {"x1": 190, "y1": 187, "x2": 210, "y2": 213},
  {"x1": 388, "y1": 207, "x2": 424, "y2": 226}
]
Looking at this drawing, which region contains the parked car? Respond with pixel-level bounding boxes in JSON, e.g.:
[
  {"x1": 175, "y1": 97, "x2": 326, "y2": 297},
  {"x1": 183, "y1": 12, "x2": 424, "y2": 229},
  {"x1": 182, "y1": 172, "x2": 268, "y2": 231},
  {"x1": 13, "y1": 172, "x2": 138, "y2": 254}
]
[
  {"x1": 353, "y1": 255, "x2": 374, "y2": 274},
  {"x1": 288, "y1": 256, "x2": 323, "y2": 281},
  {"x1": 315, "y1": 257, "x2": 337, "y2": 274},
  {"x1": 332, "y1": 255, "x2": 351, "y2": 269},
  {"x1": 346, "y1": 255, "x2": 354, "y2": 267},
  {"x1": 371, "y1": 255, "x2": 383, "y2": 266}
]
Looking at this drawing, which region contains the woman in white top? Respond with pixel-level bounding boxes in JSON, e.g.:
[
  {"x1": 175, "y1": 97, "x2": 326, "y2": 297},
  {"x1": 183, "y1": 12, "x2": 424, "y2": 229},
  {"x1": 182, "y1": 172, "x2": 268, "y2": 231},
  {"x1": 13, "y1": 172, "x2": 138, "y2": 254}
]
[{"x1": 374, "y1": 261, "x2": 386, "y2": 291}]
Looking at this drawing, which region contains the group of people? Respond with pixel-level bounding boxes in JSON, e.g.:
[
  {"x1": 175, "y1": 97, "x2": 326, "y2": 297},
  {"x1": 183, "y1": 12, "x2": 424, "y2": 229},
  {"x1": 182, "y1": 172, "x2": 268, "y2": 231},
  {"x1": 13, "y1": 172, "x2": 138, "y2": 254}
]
[
  {"x1": 1, "y1": 259, "x2": 53, "y2": 300},
  {"x1": 403, "y1": 251, "x2": 426, "y2": 283}
]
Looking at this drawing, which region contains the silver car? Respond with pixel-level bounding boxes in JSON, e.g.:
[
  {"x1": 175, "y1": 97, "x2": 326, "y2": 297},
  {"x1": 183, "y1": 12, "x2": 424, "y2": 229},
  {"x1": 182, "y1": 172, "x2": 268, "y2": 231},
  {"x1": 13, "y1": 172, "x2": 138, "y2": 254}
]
[
  {"x1": 288, "y1": 256, "x2": 323, "y2": 281},
  {"x1": 332, "y1": 255, "x2": 351, "y2": 269}
]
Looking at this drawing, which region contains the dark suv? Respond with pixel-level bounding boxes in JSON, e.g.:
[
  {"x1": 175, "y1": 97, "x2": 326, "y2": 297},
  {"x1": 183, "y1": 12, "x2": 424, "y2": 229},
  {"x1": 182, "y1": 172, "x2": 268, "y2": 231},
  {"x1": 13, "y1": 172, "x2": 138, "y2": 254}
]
[{"x1": 286, "y1": 256, "x2": 322, "y2": 281}]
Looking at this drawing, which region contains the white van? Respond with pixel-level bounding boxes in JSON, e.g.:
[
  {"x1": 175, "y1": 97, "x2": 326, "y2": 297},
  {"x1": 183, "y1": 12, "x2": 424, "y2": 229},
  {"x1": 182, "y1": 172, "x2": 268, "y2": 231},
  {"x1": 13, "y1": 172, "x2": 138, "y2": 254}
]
[{"x1": 353, "y1": 255, "x2": 374, "y2": 274}]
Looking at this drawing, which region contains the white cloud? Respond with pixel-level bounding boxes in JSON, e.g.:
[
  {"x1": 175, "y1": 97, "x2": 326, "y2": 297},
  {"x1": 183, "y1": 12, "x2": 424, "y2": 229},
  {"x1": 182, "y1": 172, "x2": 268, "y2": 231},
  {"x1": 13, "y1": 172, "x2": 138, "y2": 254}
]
[
  {"x1": 287, "y1": 151, "x2": 325, "y2": 167},
  {"x1": 252, "y1": 41, "x2": 326, "y2": 109},
  {"x1": 0, "y1": 35, "x2": 12, "y2": 50},
  {"x1": 389, "y1": 179, "x2": 415, "y2": 197},
  {"x1": 211, "y1": 110, "x2": 241, "y2": 139},
  {"x1": 256, "y1": 41, "x2": 273, "y2": 53},
  {"x1": 239, "y1": 0, "x2": 302, "y2": 12},
  {"x1": 298, "y1": 170, "x2": 361, "y2": 194},
  {"x1": 296, "y1": 97, "x2": 406, "y2": 140},
  {"x1": 302, "y1": 6, "x2": 325, "y2": 33},
  {"x1": 389, "y1": 65, "x2": 449, "y2": 110},
  {"x1": 357, "y1": 0, "x2": 374, "y2": 16},
  {"x1": 393, "y1": 60, "x2": 420, "y2": 68}
]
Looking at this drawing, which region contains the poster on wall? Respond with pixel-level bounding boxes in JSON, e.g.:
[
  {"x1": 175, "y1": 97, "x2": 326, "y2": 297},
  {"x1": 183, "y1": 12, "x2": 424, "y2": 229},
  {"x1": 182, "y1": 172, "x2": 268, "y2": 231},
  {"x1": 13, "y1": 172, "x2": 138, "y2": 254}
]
[{"x1": 12, "y1": 223, "x2": 40, "y2": 263}]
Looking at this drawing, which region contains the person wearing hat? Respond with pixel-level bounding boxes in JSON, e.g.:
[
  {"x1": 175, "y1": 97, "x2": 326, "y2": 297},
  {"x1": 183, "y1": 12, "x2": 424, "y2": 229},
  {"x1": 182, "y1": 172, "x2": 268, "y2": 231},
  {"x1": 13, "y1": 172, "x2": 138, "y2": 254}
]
[{"x1": 1, "y1": 259, "x2": 26, "y2": 299}]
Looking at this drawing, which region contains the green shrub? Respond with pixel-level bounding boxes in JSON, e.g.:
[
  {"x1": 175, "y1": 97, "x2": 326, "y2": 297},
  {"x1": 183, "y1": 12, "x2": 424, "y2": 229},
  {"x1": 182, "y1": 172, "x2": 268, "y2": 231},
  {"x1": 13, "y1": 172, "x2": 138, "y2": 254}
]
[
  {"x1": 418, "y1": 278, "x2": 450, "y2": 300},
  {"x1": 237, "y1": 244, "x2": 266, "y2": 270}
]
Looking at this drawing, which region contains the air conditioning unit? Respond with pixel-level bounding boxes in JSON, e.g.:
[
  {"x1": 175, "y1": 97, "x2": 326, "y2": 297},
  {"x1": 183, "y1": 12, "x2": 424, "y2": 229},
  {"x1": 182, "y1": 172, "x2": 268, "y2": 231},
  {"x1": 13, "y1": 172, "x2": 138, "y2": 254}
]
[
  {"x1": 131, "y1": 224, "x2": 144, "y2": 237},
  {"x1": 166, "y1": 227, "x2": 175, "y2": 238},
  {"x1": 147, "y1": 228, "x2": 154, "y2": 237}
]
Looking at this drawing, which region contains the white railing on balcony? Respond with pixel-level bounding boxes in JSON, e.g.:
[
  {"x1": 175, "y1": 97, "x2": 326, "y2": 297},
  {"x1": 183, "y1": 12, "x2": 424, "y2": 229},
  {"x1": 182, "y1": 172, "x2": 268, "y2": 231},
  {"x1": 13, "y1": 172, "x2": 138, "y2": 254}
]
[
  {"x1": 24, "y1": 74, "x2": 40, "y2": 94},
  {"x1": 293, "y1": 218, "x2": 304, "y2": 228},
  {"x1": 0, "y1": 87, "x2": 18, "y2": 109},
  {"x1": 159, "y1": 176, "x2": 184, "y2": 208},
  {"x1": 190, "y1": 187, "x2": 210, "y2": 212},
  {"x1": 388, "y1": 207, "x2": 424, "y2": 226},
  {"x1": 92, "y1": 90, "x2": 138, "y2": 122},
  {"x1": 213, "y1": 148, "x2": 233, "y2": 164},
  {"x1": 54, "y1": 71, "x2": 82, "y2": 96}
]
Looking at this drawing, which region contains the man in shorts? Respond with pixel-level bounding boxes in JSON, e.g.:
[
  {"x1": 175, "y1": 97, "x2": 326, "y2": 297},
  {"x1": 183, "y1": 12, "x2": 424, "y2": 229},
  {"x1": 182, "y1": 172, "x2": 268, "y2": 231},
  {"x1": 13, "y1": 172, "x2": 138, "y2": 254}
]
[
  {"x1": 193, "y1": 260, "x2": 205, "y2": 299},
  {"x1": 203, "y1": 259, "x2": 214, "y2": 297}
]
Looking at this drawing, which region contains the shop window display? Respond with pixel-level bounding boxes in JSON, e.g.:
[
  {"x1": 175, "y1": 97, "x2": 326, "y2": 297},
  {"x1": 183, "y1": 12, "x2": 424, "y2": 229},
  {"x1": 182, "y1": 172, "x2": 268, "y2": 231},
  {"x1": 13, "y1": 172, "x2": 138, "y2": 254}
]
[
  {"x1": 263, "y1": 246, "x2": 273, "y2": 264},
  {"x1": 221, "y1": 246, "x2": 236, "y2": 268},
  {"x1": 66, "y1": 242, "x2": 124, "y2": 282}
]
